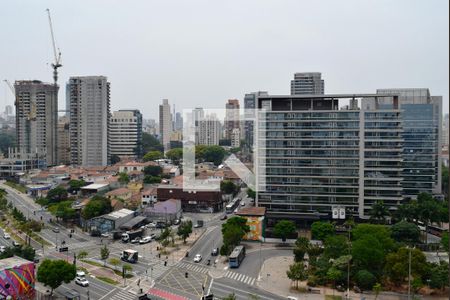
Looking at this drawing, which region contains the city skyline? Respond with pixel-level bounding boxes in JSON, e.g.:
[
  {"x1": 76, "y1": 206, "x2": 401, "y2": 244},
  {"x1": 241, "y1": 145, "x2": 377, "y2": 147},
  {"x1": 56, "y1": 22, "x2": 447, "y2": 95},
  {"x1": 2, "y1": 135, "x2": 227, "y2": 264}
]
[{"x1": 1, "y1": 1, "x2": 448, "y2": 119}]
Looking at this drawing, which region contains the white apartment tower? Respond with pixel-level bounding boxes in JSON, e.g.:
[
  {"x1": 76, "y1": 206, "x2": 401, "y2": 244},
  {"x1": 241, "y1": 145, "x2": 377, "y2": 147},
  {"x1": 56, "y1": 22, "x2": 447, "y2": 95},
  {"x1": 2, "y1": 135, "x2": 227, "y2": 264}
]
[
  {"x1": 159, "y1": 99, "x2": 172, "y2": 151},
  {"x1": 110, "y1": 110, "x2": 143, "y2": 159},
  {"x1": 198, "y1": 113, "x2": 221, "y2": 146},
  {"x1": 68, "y1": 76, "x2": 110, "y2": 167},
  {"x1": 14, "y1": 80, "x2": 58, "y2": 166}
]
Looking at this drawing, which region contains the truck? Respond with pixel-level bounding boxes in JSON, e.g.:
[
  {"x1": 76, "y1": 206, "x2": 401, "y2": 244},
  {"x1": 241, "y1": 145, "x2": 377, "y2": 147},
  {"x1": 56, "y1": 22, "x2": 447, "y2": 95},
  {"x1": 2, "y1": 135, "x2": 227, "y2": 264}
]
[
  {"x1": 121, "y1": 229, "x2": 144, "y2": 243},
  {"x1": 121, "y1": 249, "x2": 138, "y2": 263}
]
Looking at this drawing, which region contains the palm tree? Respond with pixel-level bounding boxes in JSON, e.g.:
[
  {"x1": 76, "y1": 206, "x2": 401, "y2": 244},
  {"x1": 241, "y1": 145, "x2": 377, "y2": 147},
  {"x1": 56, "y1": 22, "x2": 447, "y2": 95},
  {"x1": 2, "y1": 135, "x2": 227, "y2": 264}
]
[{"x1": 369, "y1": 200, "x2": 390, "y2": 224}]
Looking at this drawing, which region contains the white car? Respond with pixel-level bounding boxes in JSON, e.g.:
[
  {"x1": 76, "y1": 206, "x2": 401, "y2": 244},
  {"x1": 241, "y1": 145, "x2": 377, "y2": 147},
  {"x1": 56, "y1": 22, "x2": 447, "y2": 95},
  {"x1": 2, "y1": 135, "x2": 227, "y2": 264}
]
[
  {"x1": 12, "y1": 241, "x2": 20, "y2": 247},
  {"x1": 3, "y1": 233, "x2": 10, "y2": 239},
  {"x1": 130, "y1": 237, "x2": 141, "y2": 244},
  {"x1": 75, "y1": 277, "x2": 89, "y2": 287},
  {"x1": 194, "y1": 254, "x2": 202, "y2": 263},
  {"x1": 139, "y1": 236, "x2": 152, "y2": 244},
  {"x1": 241, "y1": 201, "x2": 245, "y2": 207},
  {"x1": 0, "y1": 246, "x2": 5, "y2": 253}
]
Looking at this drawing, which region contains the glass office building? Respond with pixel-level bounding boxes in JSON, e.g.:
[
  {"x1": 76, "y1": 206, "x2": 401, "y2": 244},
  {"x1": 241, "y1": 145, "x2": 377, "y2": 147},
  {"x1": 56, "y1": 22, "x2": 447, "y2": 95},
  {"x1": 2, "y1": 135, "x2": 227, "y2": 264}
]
[
  {"x1": 256, "y1": 94, "x2": 403, "y2": 220},
  {"x1": 377, "y1": 89, "x2": 442, "y2": 198}
]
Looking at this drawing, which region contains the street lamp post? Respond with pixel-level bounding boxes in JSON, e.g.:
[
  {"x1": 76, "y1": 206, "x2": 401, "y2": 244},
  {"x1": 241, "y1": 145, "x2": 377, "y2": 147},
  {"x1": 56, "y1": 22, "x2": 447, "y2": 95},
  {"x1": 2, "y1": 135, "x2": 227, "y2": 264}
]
[{"x1": 408, "y1": 247, "x2": 412, "y2": 300}]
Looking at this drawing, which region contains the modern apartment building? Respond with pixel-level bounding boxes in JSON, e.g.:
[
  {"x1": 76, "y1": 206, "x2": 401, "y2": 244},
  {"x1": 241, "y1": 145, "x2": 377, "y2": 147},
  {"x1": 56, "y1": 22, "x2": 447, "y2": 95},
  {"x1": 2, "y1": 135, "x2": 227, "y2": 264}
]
[
  {"x1": 197, "y1": 113, "x2": 221, "y2": 146},
  {"x1": 159, "y1": 99, "x2": 172, "y2": 151},
  {"x1": 256, "y1": 94, "x2": 403, "y2": 220},
  {"x1": 443, "y1": 113, "x2": 449, "y2": 148},
  {"x1": 68, "y1": 76, "x2": 110, "y2": 167},
  {"x1": 225, "y1": 99, "x2": 240, "y2": 140},
  {"x1": 14, "y1": 80, "x2": 58, "y2": 166},
  {"x1": 231, "y1": 128, "x2": 240, "y2": 148},
  {"x1": 57, "y1": 116, "x2": 70, "y2": 165},
  {"x1": 110, "y1": 109, "x2": 143, "y2": 159},
  {"x1": 244, "y1": 91, "x2": 268, "y2": 148},
  {"x1": 376, "y1": 88, "x2": 442, "y2": 197},
  {"x1": 290, "y1": 72, "x2": 325, "y2": 95}
]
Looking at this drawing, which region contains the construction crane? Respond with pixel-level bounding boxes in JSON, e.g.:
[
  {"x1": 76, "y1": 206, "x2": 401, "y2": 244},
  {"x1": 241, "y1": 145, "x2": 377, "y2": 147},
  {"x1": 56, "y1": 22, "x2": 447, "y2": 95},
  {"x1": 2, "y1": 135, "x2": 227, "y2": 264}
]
[
  {"x1": 46, "y1": 8, "x2": 62, "y2": 86},
  {"x1": 3, "y1": 79, "x2": 14, "y2": 96}
]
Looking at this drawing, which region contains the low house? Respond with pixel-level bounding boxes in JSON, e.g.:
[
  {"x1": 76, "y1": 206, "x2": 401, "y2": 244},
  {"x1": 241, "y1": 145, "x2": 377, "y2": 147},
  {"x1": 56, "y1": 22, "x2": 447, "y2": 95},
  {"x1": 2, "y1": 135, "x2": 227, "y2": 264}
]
[
  {"x1": 157, "y1": 184, "x2": 223, "y2": 212},
  {"x1": 142, "y1": 187, "x2": 157, "y2": 206},
  {"x1": 236, "y1": 207, "x2": 266, "y2": 242},
  {"x1": 88, "y1": 208, "x2": 135, "y2": 233},
  {"x1": 144, "y1": 199, "x2": 182, "y2": 223},
  {"x1": 105, "y1": 187, "x2": 133, "y2": 201},
  {"x1": 117, "y1": 161, "x2": 156, "y2": 173}
]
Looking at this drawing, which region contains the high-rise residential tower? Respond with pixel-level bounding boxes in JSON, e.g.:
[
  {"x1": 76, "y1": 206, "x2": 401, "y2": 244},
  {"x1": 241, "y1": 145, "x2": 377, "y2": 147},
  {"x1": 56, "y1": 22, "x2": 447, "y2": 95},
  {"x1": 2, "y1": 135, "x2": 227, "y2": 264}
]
[
  {"x1": 244, "y1": 91, "x2": 268, "y2": 148},
  {"x1": 290, "y1": 72, "x2": 325, "y2": 95},
  {"x1": 159, "y1": 99, "x2": 172, "y2": 151},
  {"x1": 376, "y1": 88, "x2": 442, "y2": 197},
  {"x1": 197, "y1": 113, "x2": 221, "y2": 146},
  {"x1": 14, "y1": 80, "x2": 58, "y2": 165},
  {"x1": 68, "y1": 76, "x2": 110, "y2": 167},
  {"x1": 110, "y1": 109, "x2": 143, "y2": 159},
  {"x1": 225, "y1": 99, "x2": 240, "y2": 140}
]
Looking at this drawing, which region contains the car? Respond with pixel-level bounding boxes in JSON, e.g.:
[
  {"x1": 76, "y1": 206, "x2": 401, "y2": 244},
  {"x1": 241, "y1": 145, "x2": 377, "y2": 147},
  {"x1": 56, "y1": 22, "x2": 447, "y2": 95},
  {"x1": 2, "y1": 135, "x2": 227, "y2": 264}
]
[
  {"x1": 241, "y1": 201, "x2": 246, "y2": 207},
  {"x1": 12, "y1": 241, "x2": 20, "y2": 247},
  {"x1": 220, "y1": 214, "x2": 227, "y2": 220},
  {"x1": 147, "y1": 222, "x2": 157, "y2": 228},
  {"x1": 75, "y1": 277, "x2": 89, "y2": 287},
  {"x1": 101, "y1": 232, "x2": 110, "y2": 238},
  {"x1": 193, "y1": 254, "x2": 202, "y2": 263},
  {"x1": 130, "y1": 237, "x2": 141, "y2": 244},
  {"x1": 233, "y1": 208, "x2": 238, "y2": 213},
  {"x1": 0, "y1": 246, "x2": 5, "y2": 253},
  {"x1": 211, "y1": 248, "x2": 219, "y2": 256},
  {"x1": 52, "y1": 227, "x2": 60, "y2": 233},
  {"x1": 173, "y1": 219, "x2": 181, "y2": 225},
  {"x1": 3, "y1": 233, "x2": 10, "y2": 239},
  {"x1": 149, "y1": 233, "x2": 157, "y2": 239},
  {"x1": 139, "y1": 236, "x2": 152, "y2": 244}
]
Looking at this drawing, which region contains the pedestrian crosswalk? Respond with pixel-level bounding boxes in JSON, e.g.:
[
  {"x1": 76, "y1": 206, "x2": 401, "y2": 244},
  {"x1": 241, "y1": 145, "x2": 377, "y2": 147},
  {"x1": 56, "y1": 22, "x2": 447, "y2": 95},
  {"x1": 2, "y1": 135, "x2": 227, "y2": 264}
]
[
  {"x1": 177, "y1": 261, "x2": 209, "y2": 274},
  {"x1": 147, "y1": 262, "x2": 173, "y2": 280},
  {"x1": 224, "y1": 271, "x2": 256, "y2": 285},
  {"x1": 109, "y1": 288, "x2": 135, "y2": 300}
]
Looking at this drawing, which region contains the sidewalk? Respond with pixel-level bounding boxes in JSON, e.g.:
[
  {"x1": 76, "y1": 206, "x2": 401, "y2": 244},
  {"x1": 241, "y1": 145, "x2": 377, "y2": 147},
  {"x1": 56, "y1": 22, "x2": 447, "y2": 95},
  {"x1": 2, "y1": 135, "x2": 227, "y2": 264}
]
[{"x1": 257, "y1": 256, "x2": 449, "y2": 300}]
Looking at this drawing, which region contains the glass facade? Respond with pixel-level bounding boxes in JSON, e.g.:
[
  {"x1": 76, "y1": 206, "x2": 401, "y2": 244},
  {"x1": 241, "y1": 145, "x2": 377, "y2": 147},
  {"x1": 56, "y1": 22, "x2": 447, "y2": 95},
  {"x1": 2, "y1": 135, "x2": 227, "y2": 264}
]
[{"x1": 256, "y1": 95, "x2": 404, "y2": 219}]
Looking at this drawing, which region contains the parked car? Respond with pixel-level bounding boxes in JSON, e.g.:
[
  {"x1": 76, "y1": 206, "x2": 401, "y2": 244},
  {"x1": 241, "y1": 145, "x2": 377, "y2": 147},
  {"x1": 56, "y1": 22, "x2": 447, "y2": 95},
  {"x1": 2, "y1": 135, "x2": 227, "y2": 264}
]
[
  {"x1": 0, "y1": 246, "x2": 5, "y2": 253},
  {"x1": 75, "y1": 277, "x2": 89, "y2": 287},
  {"x1": 211, "y1": 248, "x2": 219, "y2": 256},
  {"x1": 52, "y1": 227, "x2": 60, "y2": 233},
  {"x1": 194, "y1": 254, "x2": 202, "y2": 263},
  {"x1": 147, "y1": 222, "x2": 157, "y2": 228},
  {"x1": 12, "y1": 241, "x2": 20, "y2": 247},
  {"x1": 139, "y1": 236, "x2": 152, "y2": 244},
  {"x1": 173, "y1": 219, "x2": 181, "y2": 225},
  {"x1": 130, "y1": 237, "x2": 141, "y2": 244},
  {"x1": 241, "y1": 201, "x2": 246, "y2": 207},
  {"x1": 3, "y1": 233, "x2": 10, "y2": 239},
  {"x1": 149, "y1": 233, "x2": 157, "y2": 239},
  {"x1": 101, "y1": 232, "x2": 110, "y2": 238}
]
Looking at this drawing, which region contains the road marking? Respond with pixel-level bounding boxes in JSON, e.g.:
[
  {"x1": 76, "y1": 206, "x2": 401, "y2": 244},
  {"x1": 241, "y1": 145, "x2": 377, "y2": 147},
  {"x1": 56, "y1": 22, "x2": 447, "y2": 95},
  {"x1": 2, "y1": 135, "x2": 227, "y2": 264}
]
[
  {"x1": 211, "y1": 282, "x2": 276, "y2": 300},
  {"x1": 207, "y1": 278, "x2": 214, "y2": 295},
  {"x1": 99, "y1": 289, "x2": 116, "y2": 300}
]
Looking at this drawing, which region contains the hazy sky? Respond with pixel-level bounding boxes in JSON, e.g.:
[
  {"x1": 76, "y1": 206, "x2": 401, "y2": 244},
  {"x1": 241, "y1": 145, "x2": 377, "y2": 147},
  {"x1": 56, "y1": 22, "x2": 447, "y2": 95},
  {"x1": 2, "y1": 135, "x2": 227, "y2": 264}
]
[{"x1": 1, "y1": 0, "x2": 448, "y2": 119}]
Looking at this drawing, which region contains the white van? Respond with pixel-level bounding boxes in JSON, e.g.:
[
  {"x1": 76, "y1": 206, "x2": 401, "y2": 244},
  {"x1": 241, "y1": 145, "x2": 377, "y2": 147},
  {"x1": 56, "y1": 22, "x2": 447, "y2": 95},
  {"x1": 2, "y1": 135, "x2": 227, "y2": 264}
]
[{"x1": 76, "y1": 271, "x2": 86, "y2": 278}]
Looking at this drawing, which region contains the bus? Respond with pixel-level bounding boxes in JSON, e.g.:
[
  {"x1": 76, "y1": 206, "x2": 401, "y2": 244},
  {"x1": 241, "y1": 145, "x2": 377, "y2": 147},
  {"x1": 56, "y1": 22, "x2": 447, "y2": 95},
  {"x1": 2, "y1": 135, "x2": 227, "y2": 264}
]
[
  {"x1": 229, "y1": 245, "x2": 245, "y2": 268},
  {"x1": 121, "y1": 249, "x2": 138, "y2": 263},
  {"x1": 225, "y1": 198, "x2": 240, "y2": 214}
]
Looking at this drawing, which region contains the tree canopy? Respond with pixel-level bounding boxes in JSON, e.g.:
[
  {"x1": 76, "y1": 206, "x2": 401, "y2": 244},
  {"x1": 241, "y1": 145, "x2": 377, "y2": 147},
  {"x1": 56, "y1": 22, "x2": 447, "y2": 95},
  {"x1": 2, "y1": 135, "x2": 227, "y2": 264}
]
[
  {"x1": 142, "y1": 133, "x2": 164, "y2": 153},
  {"x1": 37, "y1": 259, "x2": 76, "y2": 295},
  {"x1": 311, "y1": 221, "x2": 334, "y2": 240},
  {"x1": 391, "y1": 221, "x2": 420, "y2": 244},
  {"x1": 286, "y1": 262, "x2": 308, "y2": 289},
  {"x1": 177, "y1": 220, "x2": 193, "y2": 243},
  {"x1": 369, "y1": 200, "x2": 390, "y2": 224},
  {"x1": 81, "y1": 195, "x2": 112, "y2": 220},
  {"x1": 46, "y1": 186, "x2": 68, "y2": 203},
  {"x1": 166, "y1": 148, "x2": 183, "y2": 165},
  {"x1": 220, "y1": 180, "x2": 238, "y2": 195},
  {"x1": 143, "y1": 150, "x2": 164, "y2": 162},
  {"x1": 221, "y1": 216, "x2": 250, "y2": 255},
  {"x1": 273, "y1": 220, "x2": 297, "y2": 242},
  {"x1": 144, "y1": 165, "x2": 163, "y2": 177}
]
